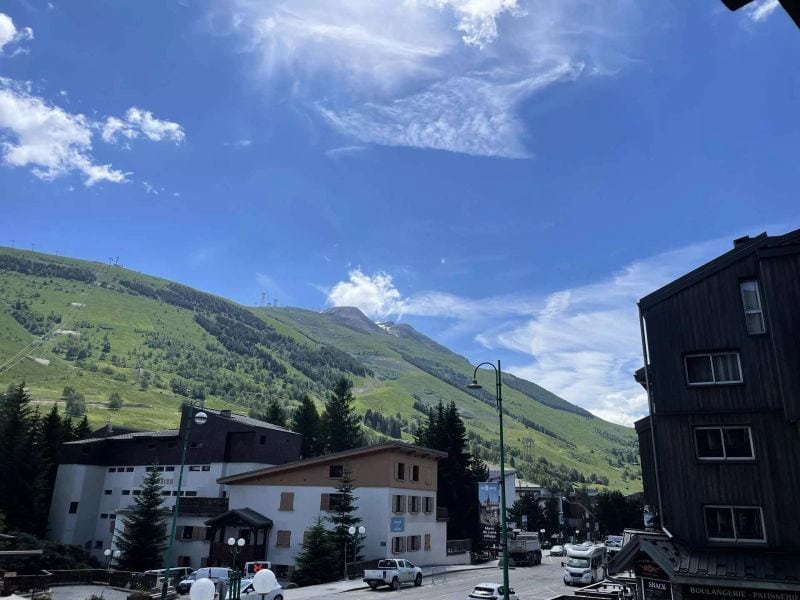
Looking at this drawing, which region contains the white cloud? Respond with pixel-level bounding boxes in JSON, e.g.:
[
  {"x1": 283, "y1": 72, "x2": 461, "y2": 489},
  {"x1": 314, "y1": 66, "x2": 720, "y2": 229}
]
[
  {"x1": 0, "y1": 79, "x2": 127, "y2": 185},
  {"x1": 102, "y1": 107, "x2": 185, "y2": 144},
  {"x1": 142, "y1": 181, "x2": 158, "y2": 195},
  {"x1": 326, "y1": 236, "x2": 737, "y2": 425},
  {"x1": 0, "y1": 12, "x2": 33, "y2": 55},
  {"x1": 745, "y1": 0, "x2": 780, "y2": 22},
  {"x1": 222, "y1": 0, "x2": 639, "y2": 157},
  {"x1": 224, "y1": 138, "x2": 251, "y2": 148}
]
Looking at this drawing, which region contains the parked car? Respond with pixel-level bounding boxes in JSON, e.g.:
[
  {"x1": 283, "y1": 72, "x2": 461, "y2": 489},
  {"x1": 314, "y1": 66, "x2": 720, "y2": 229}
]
[
  {"x1": 542, "y1": 540, "x2": 552, "y2": 550},
  {"x1": 550, "y1": 545, "x2": 565, "y2": 557},
  {"x1": 467, "y1": 583, "x2": 518, "y2": 600},
  {"x1": 177, "y1": 567, "x2": 232, "y2": 595},
  {"x1": 145, "y1": 568, "x2": 194, "y2": 590},
  {"x1": 363, "y1": 559, "x2": 422, "y2": 590}
]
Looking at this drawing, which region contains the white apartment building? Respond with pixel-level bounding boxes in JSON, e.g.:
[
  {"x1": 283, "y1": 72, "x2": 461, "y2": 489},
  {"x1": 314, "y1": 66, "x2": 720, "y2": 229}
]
[
  {"x1": 215, "y1": 442, "x2": 451, "y2": 576},
  {"x1": 47, "y1": 407, "x2": 302, "y2": 567}
]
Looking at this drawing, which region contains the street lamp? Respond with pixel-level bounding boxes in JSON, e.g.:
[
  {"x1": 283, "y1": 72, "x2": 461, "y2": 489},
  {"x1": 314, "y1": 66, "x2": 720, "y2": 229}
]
[
  {"x1": 346, "y1": 526, "x2": 366, "y2": 579},
  {"x1": 252, "y1": 568, "x2": 278, "y2": 600},
  {"x1": 227, "y1": 537, "x2": 246, "y2": 600},
  {"x1": 467, "y1": 360, "x2": 510, "y2": 600},
  {"x1": 103, "y1": 548, "x2": 121, "y2": 574},
  {"x1": 160, "y1": 403, "x2": 208, "y2": 600},
  {"x1": 189, "y1": 578, "x2": 216, "y2": 600}
]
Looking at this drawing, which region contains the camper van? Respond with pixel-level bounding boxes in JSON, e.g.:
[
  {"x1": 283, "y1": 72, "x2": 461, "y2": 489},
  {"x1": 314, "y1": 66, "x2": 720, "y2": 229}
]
[{"x1": 562, "y1": 543, "x2": 607, "y2": 586}]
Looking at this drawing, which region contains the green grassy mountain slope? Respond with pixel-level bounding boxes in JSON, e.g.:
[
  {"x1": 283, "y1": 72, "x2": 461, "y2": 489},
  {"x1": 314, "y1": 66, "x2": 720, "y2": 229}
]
[{"x1": 0, "y1": 247, "x2": 642, "y2": 492}]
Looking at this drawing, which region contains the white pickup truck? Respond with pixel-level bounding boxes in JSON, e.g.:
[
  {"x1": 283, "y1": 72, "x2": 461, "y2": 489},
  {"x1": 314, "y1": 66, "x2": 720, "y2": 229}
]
[{"x1": 363, "y1": 559, "x2": 423, "y2": 590}]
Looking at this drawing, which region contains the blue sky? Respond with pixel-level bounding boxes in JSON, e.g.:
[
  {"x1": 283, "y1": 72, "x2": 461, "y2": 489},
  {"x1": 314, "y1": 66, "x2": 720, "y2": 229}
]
[{"x1": 1, "y1": 0, "x2": 799, "y2": 425}]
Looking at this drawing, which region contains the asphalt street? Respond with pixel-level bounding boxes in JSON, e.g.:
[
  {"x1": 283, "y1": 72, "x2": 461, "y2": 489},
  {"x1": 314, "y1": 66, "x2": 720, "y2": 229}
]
[{"x1": 341, "y1": 558, "x2": 567, "y2": 600}]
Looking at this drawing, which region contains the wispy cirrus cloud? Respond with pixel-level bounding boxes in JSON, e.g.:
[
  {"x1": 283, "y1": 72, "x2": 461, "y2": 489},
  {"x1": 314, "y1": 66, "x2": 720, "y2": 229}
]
[
  {"x1": 221, "y1": 0, "x2": 641, "y2": 158},
  {"x1": 745, "y1": 0, "x2": 780, "y2": 22},
  {"x1": 326, "y1": 235, "x2": 742, "y2": 425}
]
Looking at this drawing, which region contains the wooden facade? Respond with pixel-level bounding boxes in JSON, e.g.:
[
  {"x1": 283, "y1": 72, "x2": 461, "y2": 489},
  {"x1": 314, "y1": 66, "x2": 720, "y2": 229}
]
[{"x1": 637, "y1": 230, "x2": 800, "y2": 552}]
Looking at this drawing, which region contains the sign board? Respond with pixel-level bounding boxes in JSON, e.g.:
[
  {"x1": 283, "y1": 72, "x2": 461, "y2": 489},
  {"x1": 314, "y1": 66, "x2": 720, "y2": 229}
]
[
  {"x1": 642, "y1": 578, "x2": 672, "y2": 600},
  {"x1": 685, "y1": 586, "x2": 800, "y2": 600},
  {"x1": 390, "y1": 517, "x2": 405, "y2": 533},
  {"x1": 634, "y1": 553, "x2": 669, "y2": 580},
  {"x1": 478, "y1": 482, "x2": 500, "y2": 545}
]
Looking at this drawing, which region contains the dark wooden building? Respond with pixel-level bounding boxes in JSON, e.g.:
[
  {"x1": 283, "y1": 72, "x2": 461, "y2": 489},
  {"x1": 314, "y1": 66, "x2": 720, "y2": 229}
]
[{"x1": 610, "y1": 229, "x2": 800, "y2": 599}]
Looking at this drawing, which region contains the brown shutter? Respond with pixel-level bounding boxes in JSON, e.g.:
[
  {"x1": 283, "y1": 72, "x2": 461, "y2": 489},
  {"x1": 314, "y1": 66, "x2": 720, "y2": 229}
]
[
  {"x1": 280, "y1": 492, "x2": 294, "y2": 511},
  {"x1": 276, "y1": 531, "x2": 291, "y2": 547},
  {"x1": 193, "y1": 527, "x2": 205, "y2": 541},
  {"x1": 424, "y1": 467, "x2": 432, "y2": 485},
  {"x1": 401, "y1": 495, "x2": 407, "y2": 513},
  {"x1": 320, "y1": 493, "x2": 330, "y2": 511},
  {"x1": 424, "y1": 534, "x2": 431, "y2": 550}
]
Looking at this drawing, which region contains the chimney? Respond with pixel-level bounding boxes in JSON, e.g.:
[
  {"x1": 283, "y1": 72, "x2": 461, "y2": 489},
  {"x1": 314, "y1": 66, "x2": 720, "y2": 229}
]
[
  {"x1": 733, "y1": 235, "x2": 751, "y2": 247},
  {"x1": 220, "y1": 409, "x2": 232, "y2": 418}
]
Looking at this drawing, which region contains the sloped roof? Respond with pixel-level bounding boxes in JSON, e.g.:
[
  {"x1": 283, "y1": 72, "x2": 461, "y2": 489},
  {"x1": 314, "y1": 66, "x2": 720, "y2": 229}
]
[
  {"x1": 205, "y1": 508, "x2": 273, "y2": 529},
  {"x1": 610, "y1": 532, "x2": 800, "y2": 590},
  {"x1": 65, "y1": 429, "x2": 179, "y2": 445}
]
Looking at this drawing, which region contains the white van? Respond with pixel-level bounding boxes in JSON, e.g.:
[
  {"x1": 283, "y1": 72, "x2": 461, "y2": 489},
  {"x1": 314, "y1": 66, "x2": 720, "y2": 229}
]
[
  {"x1": 563, "y1": 543, "x2": 607, "y2": 586},
  {"x1": 177, "y1": 568, "x2": 232, "y2": 594}
]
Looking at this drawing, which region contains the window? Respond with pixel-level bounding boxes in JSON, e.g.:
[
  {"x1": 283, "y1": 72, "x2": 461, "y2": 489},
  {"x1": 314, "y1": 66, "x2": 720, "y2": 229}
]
[
  {"x1": 162, "y1": 491, "x2": 171, "y2": 496},
  {"x1": 423, "y1": 467, "x2": 432, "y2": 485},
  {"x1": 424, "y1": 534, "x2": 431, "y2": 551},
  {"x1": 396, "y1": 462, "x2": 406, "y2": 481},
  {"x1": 328, "y1": 493, "x2": 344, "y2": 512},
  {"x1": 156, "y1": 466, "x2": 165, "y2": 472},
  {"x1": 201, "y1": 466, "x2": 210, "y2": 472},
  {"x1": 126, "y1": 467, "x2": 134, "y2": 472},
  {"x1": 276, "y1": 530, "x2": 291, "y2": 547},
  {"x1": 186, "y1": 491, "x2": 197, "y2": 497},
  {"x1": 705, "y1": 506, "x2": 765, "y2": 543},
  {"x1": 410, "y1": 496, "x2": 421, "y2": 513},
  {"x1": 100, "y1": 513, "x2": 108, "y2": 519},
  {"x1": 303, "y1": 530, "x2": 312, "y2": 546},
  {"x1": 695, "y1": 427, "x2": 754, "y2": 460},
  {"x1": 95, "y1": 540, "x2": 103, "y2": 549},
  {"x1": 109, "y1": 467, "x2": 116, "y2": 473},
  {"x1": 259, "y1": 435, "x2": 266, "y2": 446},
  {"x1": 122, "y1": 490, "x2": 131, "y2": 495},
  {"x1": 407, "y1": 535, "x2": 421, "y2": 552},
  {"x1": 189, "y1": 466, "x2": 201, "y2": 471},
  {"x1": 393, "y1": 495, "x2": 406, "y2": 514},
  {"x1": 133, "y1": 490, "x2": 141, "y2": 496},
  {"x1": 685, "y1": 353, "x2": 742, "y2": 385},
  {"x1": 740, "y1": 281, "x2": 766, "y2": 334},
  {"x1": 165, "y1": 466, "x2": 175, "y2": 472},
  {"x1": 424, "y1": 497, "x2": 433, "y2": 513},
  {"x1": 280, "y1": 492, "x2": 295, "y2": 511},
  {"x1": 392, "y1": 537, "x2": 406, "y2": 554},
  {"x1": 190, "y1": 442, "x2": 203, "y2": 449},
  {"x1": 182, "y1": 526, "x2": 194, "y2": 540},
  {"x1": 329, "y1": 464, "x2": 344, "y2": 478},
  {"x1": 110, "y1": 514, "x2": 116, "y2": 520},
  {"x1": 104, "y1": 489, "x2": 112, "y2": 495},
  {"x1": 411, "y1": 465, "x2": 419, "y2": 482}
]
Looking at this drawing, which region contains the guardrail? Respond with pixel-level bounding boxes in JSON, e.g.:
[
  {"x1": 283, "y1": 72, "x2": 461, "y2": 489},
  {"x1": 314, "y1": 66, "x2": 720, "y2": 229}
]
[{"x1": 1, "y1": 569, "x2": 165, "y2": 595}]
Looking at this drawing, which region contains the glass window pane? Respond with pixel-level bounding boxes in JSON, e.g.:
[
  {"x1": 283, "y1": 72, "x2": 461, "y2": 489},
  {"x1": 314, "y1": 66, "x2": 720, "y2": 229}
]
[
  {"x1": 740, "y1": 281, "x2": 761, "y2": 311},
  {"x1": 745, "y1": 313, "x2": 765, "y2": 335},
  {"x1": 723, "y1": 428, "x2": 753, "y2": 458},
  {"x1": 686, "y1": 356, "x2": 713, "y2": 383},
  {"x1": 695, "y1": 429, "x2": 724, "y2": 458},
  {"x1": 705, "y1": 507, "x2": 735, "y2": 539},
  {"x1": 712, "y1": 354, "x2": 741, "y2": 382},
  {"x1": 734, "y1": 508, "x2": 764, "y2": 540}
]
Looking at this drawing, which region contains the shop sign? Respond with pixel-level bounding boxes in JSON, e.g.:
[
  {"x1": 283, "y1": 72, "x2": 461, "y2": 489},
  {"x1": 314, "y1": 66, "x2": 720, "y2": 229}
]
[
  {"x1": 686, "y1": 586, "x2": 800, "y2": 600},
  {"x1": 642, "y1": 578, "x2": 672, "y2": 600},
  {"x1": 635, "y1": 554, "x2": 669, "y2": 580}
]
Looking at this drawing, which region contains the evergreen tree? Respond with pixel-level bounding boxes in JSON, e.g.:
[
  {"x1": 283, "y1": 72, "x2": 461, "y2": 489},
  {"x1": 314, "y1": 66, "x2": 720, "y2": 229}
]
[
  {"x1": 116, "y1": 466, "x2": 168, "y2": 571},
  {"x1": 326, "y1": 468, "x2": 363, "y2": 578},
  {"x1": 74, "y1": 415, "x2": 91, "y2": 439},
  {"x1": 108, "y1": 391, "x2": 123, "y2": 410},
  {"x1": 291, "y1": 517, "x2": 340, "y2": 587},
  {"x1": 18, "y1": 410, "x2": 49, "y2": 537},
  {"x1": 61, "y1": 386, "x2": 86, "y2": 417},
  {"x1": 263, "y1": 398, "x2": 287, "y2": 427},
  {"x1": 41, "y1": 405, "x2": 66, "y2": 491},
  {"x1": 414, "y1": 400, "x2": 488, "y2": 543},
  {"x1": 291, "y1": 394, "x2": 321, "y2": 458},
  {"x1": 320, "y1": 378, "x2": 363, "y2": 454},
  {"x1": 0, "y1": 383, "x2": 33, "y2": 532}
]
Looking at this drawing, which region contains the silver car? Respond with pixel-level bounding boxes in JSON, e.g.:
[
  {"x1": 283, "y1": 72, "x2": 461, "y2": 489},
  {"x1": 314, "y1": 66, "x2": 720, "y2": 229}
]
[{"x1": 468, "y1": 583, "x2": 518, "y2": 600}]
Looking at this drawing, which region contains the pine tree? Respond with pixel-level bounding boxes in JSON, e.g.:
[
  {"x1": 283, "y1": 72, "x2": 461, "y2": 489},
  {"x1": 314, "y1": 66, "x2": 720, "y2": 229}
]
[
  {"x1": 291, "y1": 394, "x2": 321, "y2": 458},
  {"x1": 74, "y1": 415, "x2": 91, "y2": 439},
  {"x1": 116, "y1": 466, "x2": 168, "y2": 571},
  {"x1": 41, "y1": 405, "x2": 66, "y2": 491},
  {"x1": 320, "y1": 378, "x2": 363, "y2": 454},
  {"x1": 108, "y1": 391, "x2": 123, "y2": 410},
  {"x1": 18, "y1": 410, "x2": 49, "y2": 537},
  {"x1": 263, "y1": 398, "x2": 287, "y2": 427},
  {"x1": 0, "y1": 383, "x2": 34, "y2": 532},
  {"x1": 327, "y1": 468, "x2": 363, "y2": 578},
  {"x1": 62, "y1": 386, "x2": 86, "y2": 417},
  {"x1": 291, "y1": 517, "x2": 340, "y2": 587}
]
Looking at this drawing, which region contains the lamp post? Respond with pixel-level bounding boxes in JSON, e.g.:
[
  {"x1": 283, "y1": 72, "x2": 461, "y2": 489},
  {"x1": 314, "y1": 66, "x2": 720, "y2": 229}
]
[
  {"x1": 104, "y1": 548, "x2": 121, "y2": 576},
  {"x1": 346, "y1": 526, "x2": 366, "y2": 579},
  {"x1": 160, "y1": 402, "x2": 208, "y2": 600},
  {"x1": 467, "y1": 360, "x2": 510, "y2": 600},
  {"x1": 227, "y1": 537, "x2": 246, "y2": 600}
]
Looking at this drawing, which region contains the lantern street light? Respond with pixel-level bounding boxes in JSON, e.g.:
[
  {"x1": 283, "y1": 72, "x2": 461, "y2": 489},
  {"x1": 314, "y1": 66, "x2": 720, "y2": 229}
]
[
  {"x1": 160, "y1": 403, "x2": 208, "y2": 600},
  {"x1": 467, "y1": 360, "x2": 510, "y2": 600},
  {"x1": 252, "y1": 567, "x2": 278, "y2": 600},
  {"x1": 189, "y1": 578, "x2": 216, "y2": 600},
  {"x1": 227, "y1": 537, "x2": 246, "y2": 600},
  {"x1": 103, "y1": 548, "x2": 121, "y2": 574},
  {"x1": 345, "y1": 526, "x2": 366, "y2": 579}
]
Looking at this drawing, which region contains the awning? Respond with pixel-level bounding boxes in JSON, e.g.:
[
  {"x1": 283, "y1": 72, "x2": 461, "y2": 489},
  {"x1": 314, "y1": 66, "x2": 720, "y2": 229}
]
[{"x1": 205, "y1": 508, "x2": 273, "y2": 529}]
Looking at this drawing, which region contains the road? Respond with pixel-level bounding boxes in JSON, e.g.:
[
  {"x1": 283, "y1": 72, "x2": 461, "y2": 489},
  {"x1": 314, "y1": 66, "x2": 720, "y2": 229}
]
[{"x1": 343, "y1": 559, "x2": 567, "y2": 600}]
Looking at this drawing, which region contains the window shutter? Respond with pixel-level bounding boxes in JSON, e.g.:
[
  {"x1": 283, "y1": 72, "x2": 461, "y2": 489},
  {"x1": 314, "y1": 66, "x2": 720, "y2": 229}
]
[
  {"x1": 320, "y1": 493, "x2": 330, "y2": 511},
  {"x1": 424, "y1": 534, "x2": 431, "y2": 550},
  {"x1": 424, "y1": 467, "x2": 432, "y2": 485},
  {"x1": 193, "y1": 527, "x2": 205, "y2": 541},
  {"x1": 280, "y1": 492, "x2": 294, "y2": 511}
]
